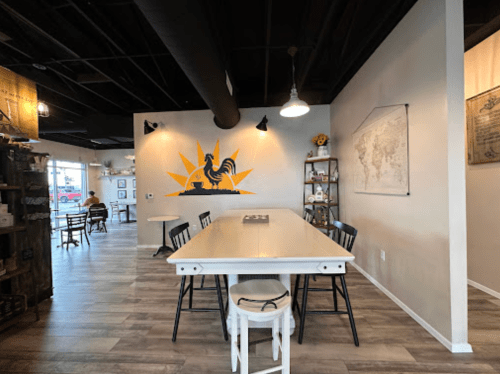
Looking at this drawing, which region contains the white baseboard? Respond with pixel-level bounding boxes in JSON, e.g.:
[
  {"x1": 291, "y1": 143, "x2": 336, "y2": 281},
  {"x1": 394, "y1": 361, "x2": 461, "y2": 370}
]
[
  {"x1": 468, "y1": 279, "x2": 500, "y2": 300},
  {"x1": 350, "y1": 262, "x2": 473, "y2": 353},
  {"x1": 137, "y1": 244, "x2": 162, "y2": 249}
]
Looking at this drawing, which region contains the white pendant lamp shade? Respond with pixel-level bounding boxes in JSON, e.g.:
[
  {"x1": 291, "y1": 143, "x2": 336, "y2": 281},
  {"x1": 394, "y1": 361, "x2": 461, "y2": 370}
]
[{"x1": 280, "y1": 86, "x2": 310, "y2": 117}]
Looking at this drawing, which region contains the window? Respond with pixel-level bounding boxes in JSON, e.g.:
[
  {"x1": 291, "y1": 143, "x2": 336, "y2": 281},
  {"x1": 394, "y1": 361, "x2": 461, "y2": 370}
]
[{"x1": 48, "y1": 160, "x2": 87, "y2": 227}]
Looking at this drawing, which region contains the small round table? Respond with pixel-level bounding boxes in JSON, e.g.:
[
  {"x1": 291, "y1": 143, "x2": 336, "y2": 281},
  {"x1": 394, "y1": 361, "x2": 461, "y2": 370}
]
[{"x1": 147, "y1": 215, "x2": 180, "y2": 257}]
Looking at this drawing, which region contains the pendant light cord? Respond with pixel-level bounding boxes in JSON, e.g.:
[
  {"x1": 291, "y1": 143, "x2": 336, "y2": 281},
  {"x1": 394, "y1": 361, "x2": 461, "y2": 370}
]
[{"x1": 292, "y1": 55, "x2": 296, "y2": 88}]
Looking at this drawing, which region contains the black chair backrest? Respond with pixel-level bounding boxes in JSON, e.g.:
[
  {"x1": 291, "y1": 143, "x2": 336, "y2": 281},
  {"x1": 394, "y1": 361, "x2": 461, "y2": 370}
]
[
  {"x1": 331, "y1": 220, "x2": 358, "y2": 252},
  {"x1": 199, "y1": 211, "x2": 211, "y2": 229},
  {"x1": 89, "y1": 204, "x2": 108, "y2": 220},
  {"x1": 67, "y1": 213, "x2": 87, "y2": 229},
  {"x1": 303, "y1": 208, "x2": 315, "y2": 224},
  {"x1": 169, "y1": 222, "x2": 191, "y2": 251}
]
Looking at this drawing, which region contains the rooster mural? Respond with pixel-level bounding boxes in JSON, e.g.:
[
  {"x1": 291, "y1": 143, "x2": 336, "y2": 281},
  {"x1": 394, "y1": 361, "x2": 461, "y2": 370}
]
[
  {"x1": 204, "y1": 153, "x2": 236, "y2": 189},
  {"x1": 165, "y1": 140, "x2": 254, "y2": 196}
]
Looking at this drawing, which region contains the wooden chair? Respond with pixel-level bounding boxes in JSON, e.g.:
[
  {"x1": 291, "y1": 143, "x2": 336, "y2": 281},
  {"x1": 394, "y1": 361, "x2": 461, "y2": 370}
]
[
  {"x1": 109, "y1": 201, "x2": 126, "y2": 223},
  {"x1": 292, "y1": 220, "x2": 359, "y2": 346},
  {"x1": 199, "y1": 211, "x2": 211, "y2": 229},
  {"x1": 88, "y1": 204, "x2": 108, "y2": 234},
  {"x1": 60, "y1": 213, "x2": 89, "y2": 250},
  {"x1": 230, "y1": 279, "x2": 291, "y2": 374},
  {"x1": 303, "y1": 208, "x2": 315, "y2": 224},
  {"x1": 198, "y1": 211, "x2": 211, "y2": 288},
  {"x1": 170, "y1": 222, "x2": 228, "y2": 343}
]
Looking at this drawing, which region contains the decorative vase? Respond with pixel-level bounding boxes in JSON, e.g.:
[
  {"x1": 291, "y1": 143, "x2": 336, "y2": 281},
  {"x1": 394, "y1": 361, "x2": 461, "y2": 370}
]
[{"x1": 317, "y1": 145, "x2": 329, "y2": 157}]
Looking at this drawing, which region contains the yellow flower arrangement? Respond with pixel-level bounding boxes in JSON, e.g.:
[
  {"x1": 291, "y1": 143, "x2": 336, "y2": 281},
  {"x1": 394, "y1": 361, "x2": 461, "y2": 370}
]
[{"x1": 312, "y1": 133, "x2": 329, "y2": 146}]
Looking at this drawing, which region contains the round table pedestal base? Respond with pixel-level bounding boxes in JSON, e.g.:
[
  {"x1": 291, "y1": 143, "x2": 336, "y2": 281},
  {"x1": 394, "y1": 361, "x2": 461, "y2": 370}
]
[{"x1": 152, "y1": 245, "x2": 175, "y2": 257}]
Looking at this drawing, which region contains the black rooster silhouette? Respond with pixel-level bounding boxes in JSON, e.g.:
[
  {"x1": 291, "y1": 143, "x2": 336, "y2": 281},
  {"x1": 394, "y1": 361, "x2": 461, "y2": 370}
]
[{"x1": 204, "y1": 153, "x2": 236, "y2": 189}]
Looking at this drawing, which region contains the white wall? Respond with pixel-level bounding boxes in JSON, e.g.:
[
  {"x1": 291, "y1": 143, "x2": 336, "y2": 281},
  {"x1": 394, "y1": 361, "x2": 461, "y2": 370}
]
[
  {"x1": 465, "y1": 29, "x2": 500, "y2": 296},
  {"x1": 329, "y1": 0, "x2": 469, "y2": 352},
  {"x1": 95, "y1": 149, "x2": 136, "y2": 219},
  {"x1": 134, "y1": 106, "x2": 330, "y2": 246},
  {"x1": 30, "y1": 139, "x2": 134, "y2": 213}
]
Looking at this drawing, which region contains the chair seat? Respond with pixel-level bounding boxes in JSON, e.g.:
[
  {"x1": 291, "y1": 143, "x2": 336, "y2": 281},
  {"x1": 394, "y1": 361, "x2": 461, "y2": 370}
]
[
  {"x1": 62, "y1": 226, "x2": 85, "y2": 232},
  {"x1": 89, "y1": 217, "x2": 104, "y2": 222},
  {"x1": 230, "y1": 279, "x2": 290, "y2": 319}
]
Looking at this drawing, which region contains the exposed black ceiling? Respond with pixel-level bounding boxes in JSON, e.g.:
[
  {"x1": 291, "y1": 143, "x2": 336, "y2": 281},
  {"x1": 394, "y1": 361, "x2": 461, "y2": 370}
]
[{"x1": 0, "y1": 0, "x2": 427, "y2": 149}]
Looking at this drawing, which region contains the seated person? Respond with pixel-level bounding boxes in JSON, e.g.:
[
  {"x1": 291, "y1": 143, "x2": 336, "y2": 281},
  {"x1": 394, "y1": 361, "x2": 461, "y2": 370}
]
[{"x1": 81, "y1": 191, "x2": 99, "y2": 210}]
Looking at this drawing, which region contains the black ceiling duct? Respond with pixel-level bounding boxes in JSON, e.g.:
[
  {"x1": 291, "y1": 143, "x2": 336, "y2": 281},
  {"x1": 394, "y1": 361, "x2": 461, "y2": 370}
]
[{"x1": 133, "y1": 0, "x2": 240, "y2": 129}]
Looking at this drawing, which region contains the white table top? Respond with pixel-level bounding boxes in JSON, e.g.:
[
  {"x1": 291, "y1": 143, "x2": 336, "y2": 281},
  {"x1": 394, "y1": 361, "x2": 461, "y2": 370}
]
[
  {"x1": 168, "y1": 209, "x2": 354, "y2": 275},
  {"x1": 120, "y1": 201, "x2": 136, "y2": 206},
  {"x1": 147, "y1": 215, "x2": 180, "y2": 222}
]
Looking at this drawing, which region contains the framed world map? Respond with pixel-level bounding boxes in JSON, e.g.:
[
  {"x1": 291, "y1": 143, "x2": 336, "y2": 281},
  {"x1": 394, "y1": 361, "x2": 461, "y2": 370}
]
[{"x1": 352, "y1": 104, "x2": 409, "y2": 195}]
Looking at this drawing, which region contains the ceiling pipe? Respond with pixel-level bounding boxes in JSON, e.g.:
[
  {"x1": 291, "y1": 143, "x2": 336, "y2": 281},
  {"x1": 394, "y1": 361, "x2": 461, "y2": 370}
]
[{"x1": 133, "y1": 0, "x2": 240, "y2": 129}]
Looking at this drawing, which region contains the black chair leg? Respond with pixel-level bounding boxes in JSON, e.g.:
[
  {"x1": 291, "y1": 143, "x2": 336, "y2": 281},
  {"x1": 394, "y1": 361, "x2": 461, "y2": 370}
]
[
  {"x1": 222, "y1": 275, "x2": 229, "y2": 311},
  {"x1": 332, "y1": 275, "x2": 338, "y2": 312},
  {"x1": 84, "y1": 228, "x2": 90, "y2": 245},
  {"x1": 188, "y1": 275, "x2": 194, "y2": 309},
  {"x1": 214, "y1": 275, "x2": 228, "y2": 341},
  {"x1": 298, "y1": 275, "x2": 310, "y2": 344},
  {"x1": 200, "y1": 275, "x2": 205, "y2": 288},
  {"x1": 66, "y1": 232, "x2": 70, "y2": 251},
  {"x1": 172, "y1": 275, "x2": 186, "y2": 342},
  {"x1": 340, "y1": 275, "x2": 359, "y2": 346},
  {"x1": 103, "y1": 222, "x2": 107, "y2": 233},
  {"x1": 292, "y1": 274, "x2": 301, "y2": 312}
]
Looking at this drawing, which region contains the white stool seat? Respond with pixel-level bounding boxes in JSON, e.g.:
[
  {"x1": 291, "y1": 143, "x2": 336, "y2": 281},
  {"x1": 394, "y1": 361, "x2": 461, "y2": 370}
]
[{"x1": 230, "y1": 279, "x2": 291, "y2": 374}]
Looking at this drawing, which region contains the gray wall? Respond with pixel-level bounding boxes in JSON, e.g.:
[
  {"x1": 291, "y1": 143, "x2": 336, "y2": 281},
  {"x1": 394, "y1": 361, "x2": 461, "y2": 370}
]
[
  {"x1": 329, "y1": 0, "x2": 468, "y2": 350},
  {"x1": 133, "y1": 106, "x2": 330, "y2": 246}
]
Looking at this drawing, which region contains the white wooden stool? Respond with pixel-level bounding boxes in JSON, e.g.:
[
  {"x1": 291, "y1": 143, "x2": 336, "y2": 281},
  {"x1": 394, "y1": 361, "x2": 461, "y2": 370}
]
[{"x1": 229, "y1": 279, "x2": 291, "y2": 374}]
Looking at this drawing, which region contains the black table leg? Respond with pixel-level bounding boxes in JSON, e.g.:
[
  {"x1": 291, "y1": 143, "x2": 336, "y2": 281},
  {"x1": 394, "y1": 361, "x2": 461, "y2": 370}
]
[{"x1": 152, "y1": 221, "x2": 175, "y2": 257}]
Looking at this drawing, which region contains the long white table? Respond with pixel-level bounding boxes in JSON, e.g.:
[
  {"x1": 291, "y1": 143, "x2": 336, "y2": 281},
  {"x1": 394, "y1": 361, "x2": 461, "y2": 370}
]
[{"x1": 167, "y1": 209, "x2": 355, "y2": 331}]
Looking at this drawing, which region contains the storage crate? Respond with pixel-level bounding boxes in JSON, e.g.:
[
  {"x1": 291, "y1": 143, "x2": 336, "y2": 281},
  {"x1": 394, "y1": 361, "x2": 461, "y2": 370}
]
[{"x1": 0, "y1": 294, "x2": 27, "y2": 325}]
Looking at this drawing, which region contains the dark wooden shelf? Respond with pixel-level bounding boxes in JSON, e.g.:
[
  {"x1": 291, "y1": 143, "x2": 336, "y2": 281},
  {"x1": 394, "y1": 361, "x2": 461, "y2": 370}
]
[
  {"x1": 0, "y1": 266, "x2": 29, "y2": 282},
  {"x1": 0, "y1": 225, "x2": 27, "y2": 235},
  {"x1": 0, "y1": 185, "x2": 20, "y2": 190},
  {"x1": 303, "y1": 202, "x2": 338, "y2": 206},
  {"x1": 305, "y1": 181, "x2": 338, "y2": 184},
  {"x1": 305, "y1": 157, "x2": 338, "y2": 164},
  {"x1": 312, "y1": 223, "x2": 336, "y2": 230}
]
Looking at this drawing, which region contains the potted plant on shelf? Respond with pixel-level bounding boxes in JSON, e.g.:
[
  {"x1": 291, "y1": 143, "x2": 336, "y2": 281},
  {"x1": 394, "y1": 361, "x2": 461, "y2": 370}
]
[
  {"x1": 102, "y1": 160, "x2": 112, "y2": 176},
  {"x1": 312, "y1": 133, "x2": 330, "y2": 157}
]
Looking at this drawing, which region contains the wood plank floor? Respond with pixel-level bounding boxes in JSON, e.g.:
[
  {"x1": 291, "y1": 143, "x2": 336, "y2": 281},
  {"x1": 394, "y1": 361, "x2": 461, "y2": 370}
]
[{"x1": 0, "y1": 223, "x2": 499, "y2": 373}]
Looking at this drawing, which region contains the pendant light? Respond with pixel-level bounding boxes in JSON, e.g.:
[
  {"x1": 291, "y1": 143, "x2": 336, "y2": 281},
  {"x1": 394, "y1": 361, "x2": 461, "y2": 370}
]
[{"x1": 280, "y1": 46, "x2": 310, "y2": 118}]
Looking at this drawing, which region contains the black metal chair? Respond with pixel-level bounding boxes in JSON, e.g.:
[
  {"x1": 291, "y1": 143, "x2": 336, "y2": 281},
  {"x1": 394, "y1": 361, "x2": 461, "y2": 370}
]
[
  {"x1": 170, "y1": 222, "x2": 229, "y2": 343},
  {"x1": 303, "y1": 208, "x2": 315, "y2": 223},
  {"x1": 88, "y1": 204, "x2": 108, "y2": 234},
  {"x1": 292, "y1": 220, "x2": 359, "y2": 346},
  {"x1": 198, "y1": 211, "x2": 212, "y2": 289},
  {"x1": 199, "y1": 211, "x2": 211, "y2": 229},
  {"x1": 60, "y1": 213, "x2": 89, "y2": 250}
]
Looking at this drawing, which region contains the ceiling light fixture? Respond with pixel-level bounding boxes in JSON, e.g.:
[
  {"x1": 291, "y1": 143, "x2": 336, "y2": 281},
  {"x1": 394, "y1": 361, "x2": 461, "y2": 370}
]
[
  {"x1": 89, "y1": 147, "x2": 102, "y2": 167},
  {"x1": 32, "y1": 63, "x2": 47, "y2": 70},
  {"x1": 256, "y1": 115, "x2": 268, "y2": 132},
  {"x1": 37, "y1": 102, "x2": 49, "y2": 117},
  {"x1": 280, "y1": 46, "x2": 310, "y2": 118},
  {"x1": 144, "y1": 119, "x2": 158, "y2": 135}
]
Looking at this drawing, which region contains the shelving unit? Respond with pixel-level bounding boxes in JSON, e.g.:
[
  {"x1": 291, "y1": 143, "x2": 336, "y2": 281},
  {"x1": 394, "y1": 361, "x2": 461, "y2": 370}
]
[
  {"x1": 0, "y1": 145, "x2": 49, "y2": 332},
  {"x1": 303, "y1": 157, "x2": 339, "y2": 236}
]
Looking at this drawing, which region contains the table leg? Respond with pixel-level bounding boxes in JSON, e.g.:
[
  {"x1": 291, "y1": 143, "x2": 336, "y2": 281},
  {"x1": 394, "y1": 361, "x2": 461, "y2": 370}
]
[
  {"x1": 152, "y1": 221, "x2": 175, "y2": 257},
  {"x1": 126, "y1": 205, "x2": 130, "y2": 223}
]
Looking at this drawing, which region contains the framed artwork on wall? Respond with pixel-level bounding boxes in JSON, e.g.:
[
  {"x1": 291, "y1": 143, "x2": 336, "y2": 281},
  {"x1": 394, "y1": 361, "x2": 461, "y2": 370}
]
[
  {"x1": 133, "y1": 190, "x2": 136, "y2": 199},
  {"x1": 118, "y1": 190, "x2": 127, "y2": 199},
  {"x1": 133, "y1": 179, "x2": 136, "y2": 188},
  {"x1": 118, "y1": 179, "x2": 126, "y2": 188}
]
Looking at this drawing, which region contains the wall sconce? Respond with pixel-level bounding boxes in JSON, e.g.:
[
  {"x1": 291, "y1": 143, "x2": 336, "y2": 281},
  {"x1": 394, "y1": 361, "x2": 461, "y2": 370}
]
[
  {"x1": 144, "y1": 119, "x2": 158, "y2": 135},
  {"x1": 256, "y1": 115, "x2": 268, "y2": 131},
  {"x1": 37, "y1": 102, "x2": 49, "y2": 117}
]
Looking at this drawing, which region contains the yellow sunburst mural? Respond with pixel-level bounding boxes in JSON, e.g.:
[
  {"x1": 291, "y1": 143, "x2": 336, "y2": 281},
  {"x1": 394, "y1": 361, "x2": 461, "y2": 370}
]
[{"x1": 166, "y1": 140, "x2": 255, "y2": 196}]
